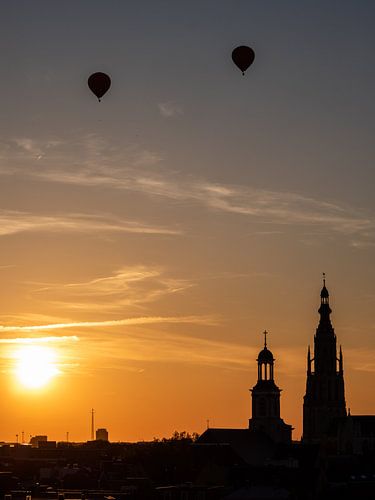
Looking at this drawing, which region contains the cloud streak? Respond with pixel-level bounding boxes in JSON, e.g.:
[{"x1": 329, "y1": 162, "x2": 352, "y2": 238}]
[
  {"x1": 1, "y1": 327, "x2": 374, "y2": 375},
  {"x1": 158, "y1": 101, "x2": 183, "y2": 118},
  {"x1": 0, "y1": 315, "x2": 217, "y2": 333},
  {"x1": 73, "y1": 330, "x2": 307, "y2": 373},
  {"x1": 0, "y1": 211, "x2": 181, "y2": 237},
  {"x1": 0, "y1": 335, "x2": 79, "y2": 344},
  {"x1": 33, "y1": 170, "x2": 373, "y2": 238},
  {"x1": 0, "y1": 326, "x2": 293, "y2": 374},
  {"x1": 30, "y1": 266, "x2": 195, "y2": 312},
  {"x1": 1, "y1": 135, "x2": 374, "y2": 241},
  {"x1": 344, "y1": 347, "x2": 375, "y2": 373}
]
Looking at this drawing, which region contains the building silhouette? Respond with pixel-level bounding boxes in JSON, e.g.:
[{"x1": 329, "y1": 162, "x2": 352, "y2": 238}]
[
  {"x1": 96, "y1": 428, "x2": 109, "y2": 441},
  {"x1": 198, "y1": 331, "x2": 292, "y2": 459},
  {"x1": 303, "y1": 277, "x2": 347, "y2": 443},
  {"x1": 249, "y1": 331, "x2": 293, "y2": 443},
  {"x1": 29, "y1": 435, "x2": 47, "y2": 448}
]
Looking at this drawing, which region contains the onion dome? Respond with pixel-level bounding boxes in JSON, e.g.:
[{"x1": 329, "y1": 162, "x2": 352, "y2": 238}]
[
  {"x1": 257, "y1": 331, "x2": 274, "y2": 363},
  {"x1": 257, "y1": 347, "x2": 274, "y2": 364}
]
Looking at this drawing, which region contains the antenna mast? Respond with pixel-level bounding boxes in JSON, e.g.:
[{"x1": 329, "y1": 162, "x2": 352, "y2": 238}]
[{"x1": 91, "y1": 408, "x2": 95, "y2": 441}]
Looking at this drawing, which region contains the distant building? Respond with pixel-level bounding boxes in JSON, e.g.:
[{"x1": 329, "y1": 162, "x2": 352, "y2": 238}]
[
  {"x1": 249, "y1": 332, "x2": 293, "y2": 443},
  {"x1": 197, "y1": 427, "x2": 277, "y2": 466},
  {"x1": 29, "y1": 435, "x2": 48, "y2": 447},
  {"x1": 96, "y1": 428, "x2": 109, "y2": 441},
  {"x1": 198, "y1": 331, "x2": 293, "y2": 464}
]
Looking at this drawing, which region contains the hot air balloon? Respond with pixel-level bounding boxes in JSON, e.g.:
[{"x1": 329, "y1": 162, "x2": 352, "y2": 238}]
[
  {"x1": 88, "y1": 72, "x2": 111, "y2": 101},
  {"x1": 231, "y1": 46, "x2": 255, "y2": 75}
]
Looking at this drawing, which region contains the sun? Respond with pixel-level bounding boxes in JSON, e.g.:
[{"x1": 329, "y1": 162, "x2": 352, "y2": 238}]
[{"x1": 15, "y1": 345, "x2": 60, "y2": 389}]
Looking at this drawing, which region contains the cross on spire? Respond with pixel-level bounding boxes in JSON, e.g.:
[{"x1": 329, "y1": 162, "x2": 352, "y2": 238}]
[
  {"x1": 323, "y1": 272, "x2": 326, "y2": 286},
  {"x1": 263, "y1": 330, "x2": 268, "y2": 348}
]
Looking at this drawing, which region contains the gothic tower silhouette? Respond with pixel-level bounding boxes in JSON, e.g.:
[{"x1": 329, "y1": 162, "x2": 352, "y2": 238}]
[
  {"x1": 249, "y1": 331, "x2": 292, "y2": 443},
  {"x1": 303, "y1": 277, "x2": 347, "y2": 443}
]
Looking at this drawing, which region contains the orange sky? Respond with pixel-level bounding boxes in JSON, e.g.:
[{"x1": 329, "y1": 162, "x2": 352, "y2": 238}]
[
  {"x1": 1, "y1": 1, "x2": 375, "y2": 443},
  {"x1": 1, "y1": 263, "x2": 374, "y2": 442}
]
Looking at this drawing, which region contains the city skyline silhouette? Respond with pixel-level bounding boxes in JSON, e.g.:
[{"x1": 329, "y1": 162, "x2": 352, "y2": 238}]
[{"x1": 2, "y1": 277, "x2": 372, "y2": 447}]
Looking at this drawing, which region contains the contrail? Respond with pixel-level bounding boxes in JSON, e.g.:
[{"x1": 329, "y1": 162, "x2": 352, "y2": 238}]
[{"x1": 0, "y1": 315, "x2": 217, "y2": 333}]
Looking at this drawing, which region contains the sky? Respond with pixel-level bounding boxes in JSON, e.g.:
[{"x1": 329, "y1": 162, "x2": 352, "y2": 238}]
[{"x1": 1, "y1": 0, "x2": 375, "y2": 443}]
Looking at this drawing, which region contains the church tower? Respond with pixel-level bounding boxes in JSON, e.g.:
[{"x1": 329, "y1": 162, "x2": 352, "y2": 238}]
[
  {"x1": 249, "y1": 331, "x2": 293, "y2": 443},
  {"x1": 303, "y1": 276, "x2": 346, "y2": 443}
]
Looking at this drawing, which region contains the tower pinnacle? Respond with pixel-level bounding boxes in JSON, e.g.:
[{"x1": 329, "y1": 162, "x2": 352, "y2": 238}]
[
  {"x1": 263, "y1": 330, "x2": 268, "y2": 348},
  {"x1": 319, "y1": 273, "x2": 331, "y2": 318}
]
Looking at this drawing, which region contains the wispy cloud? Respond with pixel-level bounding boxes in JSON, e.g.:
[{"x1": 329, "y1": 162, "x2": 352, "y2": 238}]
[
  {"x1": 158, "y1": 101, "x2": 183, "y2": 118},
  {"x1": 10, "y1": 135, "x2": 161, "y2": 167},
  {"x1": 102, "y1": 330, "x2": 259, "y2": 369},
  {"x1": 32, "y1": 171, "x2": 372, "y2": 239},
  {"x1": 345, "y1": 347, "x2": 375, "y2": 373},
  {"x1": 0, "y1": 317, "x2": 221, "y2": 372},
  {"x1": 0, "y1": 211, "x2": 181, "y2": 237},
  {"x1": 13, "y1": 137, "x2": 63, "y2": 160},
  {"x1": 30, "y1": 266, "x2": 194, "y2": 312},
  {"x1": 27, "y1": 165, "x2": 372, "y2": 234},
  {"x1": 0, "y1": 326, "x2": 273, "y2": 373},
  {"x1": 75, "y1": 332, "x2": 307, "y2": 373},
  {"x1": 1, "y1": 332, "x2": 374, "y2": 378},
  {"x1": 0, "y1": 315, "x2": 217, "y2": 333},
  {"x1": 1, "y1": 135, "x2": 374, "y2": 241},
  {"x1": 0, "y1": 324, "x2": 256, "y2": 372},
  {"x1": 88, "y1": 338, "x2": 375, "y2": 374},
  {"x1": 132, "y1": 150, "x2": 163, "y2": 166},
  {"x1": 0, "y1": 335, "x2": 79, "y2": 344}
]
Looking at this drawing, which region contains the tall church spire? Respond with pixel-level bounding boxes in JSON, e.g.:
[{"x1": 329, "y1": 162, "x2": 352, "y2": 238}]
[
  {"x1": 303, "y1": 278, "x2": 346, "y2": 443},
  {"x1": 314, "y1": 275, "x2": 337, "y2": 374}
]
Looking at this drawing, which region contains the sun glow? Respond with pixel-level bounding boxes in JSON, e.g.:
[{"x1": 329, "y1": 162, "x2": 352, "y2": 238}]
[{"x1": 15, "y1": 345, "x2": 60, "y2": 389}]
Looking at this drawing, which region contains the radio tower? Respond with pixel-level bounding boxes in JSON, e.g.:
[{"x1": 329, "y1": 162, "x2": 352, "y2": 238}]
[{"x1": 91, "y1": 408, "x2": 95, "y2": 441}]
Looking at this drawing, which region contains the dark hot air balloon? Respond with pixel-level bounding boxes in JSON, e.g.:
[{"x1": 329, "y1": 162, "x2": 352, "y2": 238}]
[
  {"x1": 231, "y1": 46, "x2": 255, "y2": 75},
  {"x1": 88, "y1": 72, "x2": 111, "y2": 101}
]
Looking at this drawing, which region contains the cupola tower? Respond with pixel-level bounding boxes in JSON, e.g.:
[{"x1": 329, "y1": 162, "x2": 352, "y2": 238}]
[{"x1": 249, "y1": 331, "x2": 293, "y2": 443}]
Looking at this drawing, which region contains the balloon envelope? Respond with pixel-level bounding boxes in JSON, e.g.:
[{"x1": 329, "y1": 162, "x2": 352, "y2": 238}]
[
  {"x1": 88, "y1": 72, "x2": 111, "y2": 101},
  {"x1": 231, "y1": 46, "x2": 255, "y2": 75}
]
